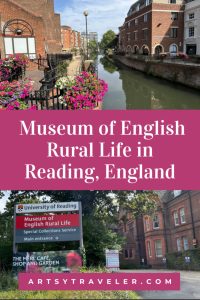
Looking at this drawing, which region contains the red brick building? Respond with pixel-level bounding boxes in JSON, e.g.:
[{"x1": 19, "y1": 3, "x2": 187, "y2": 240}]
[
  {"x1": 61, "y1": 26, "x2": 73, "y2": 51},
  {"x1": 118, "y1": 208, "x2": 146, "y2": 268},
  {"x1": 0, "y1": 0, "x2": 62, "y2": 59},
  {"x1": 119, "y1": 0, "x2": 184, "y2": 55},
  {"x1": 61, "y1": 27, "x2": 81, "y2": 52},
  {"x1": 143, "y1": 190, "x2": 200, "y2": 267},
  {"x1": 119, "y1": 190, "x2": 200, "y2": 269}
]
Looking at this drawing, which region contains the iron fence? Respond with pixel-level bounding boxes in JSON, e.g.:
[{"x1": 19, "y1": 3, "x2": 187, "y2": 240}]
[{"x1": 26, "y1": 88, "x2": 68, "y2": 110}]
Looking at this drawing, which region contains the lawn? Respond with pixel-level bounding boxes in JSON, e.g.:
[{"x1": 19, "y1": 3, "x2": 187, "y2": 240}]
[{"x1": 0, "y1": 290, "x2": 139, "y2": 299}]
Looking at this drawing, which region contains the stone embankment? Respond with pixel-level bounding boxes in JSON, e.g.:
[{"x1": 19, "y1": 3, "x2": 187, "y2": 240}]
[{"x1": 114, "y1": 55, "x2": 200, "y2": 90}]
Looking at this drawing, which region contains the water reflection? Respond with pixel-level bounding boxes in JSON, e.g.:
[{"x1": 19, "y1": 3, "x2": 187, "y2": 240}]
[{"x1": 98, "y1": 56, "x2": 200, "y2": 110}]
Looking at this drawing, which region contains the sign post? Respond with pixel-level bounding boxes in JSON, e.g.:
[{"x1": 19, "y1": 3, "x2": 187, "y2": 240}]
[
  {"x1": 13, "y1": 202, "x2": 84, "y2": 270},
  {"x1": 105, "y1": 249, "x2": 120, "y2": 272}
]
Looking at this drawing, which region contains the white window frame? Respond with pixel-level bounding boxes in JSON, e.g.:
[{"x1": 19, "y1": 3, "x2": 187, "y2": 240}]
[
  {"x1": 189, "y1": 13, "x2": 194, "y2": 20},
  {"x1": 183, "y1": 237, "x2": 189, "y2": 251},
  {"x1": 180, "y1": 208, "x2": 186, "y2": 224},
  {"x1": 174, "y1": 211, "x2": 179, "y2": 226},
  {"x1": 189, "y1": 27, "x2": 194, "y2": 37},
  {"x1": 153, "y1": 215, "x2": 160, "y2": 229},
  {"x1": 155, "y1": 240, "x2": 163, "y2": 258}
]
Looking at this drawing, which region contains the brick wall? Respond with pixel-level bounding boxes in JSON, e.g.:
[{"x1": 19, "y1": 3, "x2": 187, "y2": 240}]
[
  {"x1": 0, "y1": 0, "x2": 46, "y2": 57},
  {"x1": 61, "y1": 26, "x2": 72, "y2": 51},
  {"x1": 119, "y1": 2, "x2": 184, "y2": 55},
  {"x1": 11, "y1": 0, "x2": 62, "y2": 53}
]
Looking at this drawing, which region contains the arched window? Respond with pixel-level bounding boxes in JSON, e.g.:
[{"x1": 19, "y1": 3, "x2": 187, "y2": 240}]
[
  {"x1": 3, "y1": 19, "x2": 36, "y2": 59},
  {"x1": 142, "y1": 45, "x2": 149, "y2": 55},
  {"x1": 155, "y1": 45, "x2": 164, "y2": 55},
  {"x1": 169, "y1": 44, "x2": 178, "y2": 56},
  {"x1": 133, "y1": 45, "x2": 139, "y2": 54}
]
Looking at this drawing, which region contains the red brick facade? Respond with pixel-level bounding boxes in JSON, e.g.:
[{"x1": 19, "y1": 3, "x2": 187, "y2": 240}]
[
  {"x1": 0, "y1": 0, "x2": 62, "y2": 59},
  {"x1": 61, "y1": 27, "x2": 82, "y2": 51},
  {"x1": 61, "y1": 26, "x2": 73, "y2": 51},
  {"x1": 119, "y1": 0, "x2": 184, "y2": 55},
  {"x1": 143, "y1": 191, "x2": 200, "y2": 267},
  {"x1": 119, "y1": 191, "x2": 200, "y2": 269}
]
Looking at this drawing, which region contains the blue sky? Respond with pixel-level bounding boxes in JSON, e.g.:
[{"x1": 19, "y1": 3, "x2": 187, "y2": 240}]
[{"x1": 54, "y1": 0, "x2": 134, "y2": 39}]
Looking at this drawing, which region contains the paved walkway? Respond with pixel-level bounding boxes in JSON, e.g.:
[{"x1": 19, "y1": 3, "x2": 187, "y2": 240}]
[
  {"x1": 26, "y1": 69, "x2": 44, "y2": 91},
  {"x1": 120, "y1": 269, "x2": 200, "y2": 299},
  {"x1": 67, "y1": 55, "x2": 82, "y2": 77}
]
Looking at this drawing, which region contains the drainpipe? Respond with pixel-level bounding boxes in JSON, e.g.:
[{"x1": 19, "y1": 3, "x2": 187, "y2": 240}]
[
  {"x1": 188, "y1": 191, "x2": 196, "y2": 247},
  {"x1": 162, "y1": 207, "x2": 168, "y2": 254}
]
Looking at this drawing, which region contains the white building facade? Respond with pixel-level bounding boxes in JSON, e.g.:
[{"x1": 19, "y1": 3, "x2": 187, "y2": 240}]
[{"x1": 184, "y1": 0, "x2": 200, "y2": 55}]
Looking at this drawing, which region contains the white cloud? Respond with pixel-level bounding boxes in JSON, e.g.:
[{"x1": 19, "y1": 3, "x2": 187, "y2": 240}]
[{"x1": 59, "y1": 0, "x2": 134, "y2": 39}]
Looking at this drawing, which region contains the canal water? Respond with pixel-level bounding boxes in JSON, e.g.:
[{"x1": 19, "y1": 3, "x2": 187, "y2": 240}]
[{"x1": 97, "y1": 56, "x2": 200, "y2": 110}]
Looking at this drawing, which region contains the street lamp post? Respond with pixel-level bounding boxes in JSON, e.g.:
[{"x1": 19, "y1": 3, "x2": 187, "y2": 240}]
[{"x1": 83, "y1": 10, "x2": 89, "y2": 60}]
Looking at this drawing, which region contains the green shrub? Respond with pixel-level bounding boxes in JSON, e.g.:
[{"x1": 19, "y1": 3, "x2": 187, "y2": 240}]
[
  {"x1": 56, "y1": 60, "x2": 69, "y2": 77},
  {"x1": 0, "y1": 272, "x2": 17, "y2": 291},
  {"x1": 166, "y1": 248, "x2": 200, "y2": 270}
]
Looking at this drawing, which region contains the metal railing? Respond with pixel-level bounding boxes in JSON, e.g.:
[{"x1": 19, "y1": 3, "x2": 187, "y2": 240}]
[{"x1": 26, "y1": 88, "x2": 68, "y2": 110}]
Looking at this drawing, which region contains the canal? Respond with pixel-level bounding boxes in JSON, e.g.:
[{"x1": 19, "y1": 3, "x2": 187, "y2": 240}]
[{"x1": 97, "y1": 56, "x2": 200, "y2": 110}]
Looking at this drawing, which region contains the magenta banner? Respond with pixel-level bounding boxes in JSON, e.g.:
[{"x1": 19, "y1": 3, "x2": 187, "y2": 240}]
[
  {"x1": 18, "y1": 272, "x2": 180, "y2": 291},
  {"x1": 0, "y1": 110, "x2": 199, "y2": 190}
]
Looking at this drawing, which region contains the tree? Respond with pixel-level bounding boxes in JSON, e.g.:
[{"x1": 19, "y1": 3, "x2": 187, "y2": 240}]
[
  {"x1": 99, "y1": 30, "x2": 117, "y2": 51},
  {"x1": 88, "y1": 40, "x2": 98, "y2": 54}
]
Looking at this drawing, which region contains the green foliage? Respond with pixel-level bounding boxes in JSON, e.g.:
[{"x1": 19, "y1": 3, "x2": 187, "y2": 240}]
[
  {"x1": 88, "y1": 40, "x2": 99, "y2": 54},
  {"x1": 166, "y1": 248, "x2": 200, "y2": 270},
  {"x1": 0, "y1": 290, "x2": 139, "y2": 299},
  {"x1": 56, "y1": 60, "x2": 69, "y2": 78},
  {"x1": 0, "y1": 272, "x2": 17, "y2": 291},
  {"x1": 115, "y1": 191, "x2": 159, "y2": 218},
  {"x1": 99, "y1": 30, "x2": 117, "y2": 51},
  {"x1": 100, "y1": 57, "x2": 118, "y2": 74},
  {"x1": 83, "y1": 216, "x2": 124, "y2": 266}
]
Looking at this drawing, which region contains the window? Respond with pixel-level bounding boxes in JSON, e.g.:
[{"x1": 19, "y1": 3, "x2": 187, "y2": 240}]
[
  {"x1": 155, "y1": 240, "x2": 162, "y2": 257},
  {"x1": 129, "y1": 249, "x2": 133, "y2": 258},
  {"x1": 147, "y1": 241, "x2": 152, "y2": 257},
  {"x1": 170, "y1": 0, "x2": 176, "y2": 3},
  {"x1": 124, "y1": 249, "x2": 129, "y2": 258},
  {"x1": 174, "y1": 211, "x2": 179, "y2": 226},
  {"x1": 183, "y1": 237, "x2": 189, "y2": 251},
  {"x1": 144, "y1": 13, "x2": 148, "y2": 22},
  {"x1": 171, "y1": 28, "x2": 178, "y2": 38},
  {"x1": 171, "y1": 12, "x2": 178, "y2": 21},
  {"x1": 135, "y1": 19, "x2": 138, "y2": 26},
  {"x1": 189, "y1": 27, "x2": 194, "y2": 37},
  {"x1": 134, "y1": 31, "x2": 138, "y2": 41},
  {"x1": 127, "y1": 22, "x2": 131, "y2": 29},
  {"x1": 180, "y1": 208, "x2": 186, "y2": 224},
  {"x1": 153, "y1": 215, "x2": 160, "y2": 229},
  {"x1": 145, "y1": 217, "x2": 150, "y2": 231},
  {"x1": 177, "y1": 238, "x2": 182, "y2": 252},
  {"x1": 146, "y1": 0, "x2": 150, "y2": 5},
  {"x1": 189, "y1": 13, "x2": 194, "y2": 19},
  {"x1": 143, "y1": 29, "x2": 148, "y2": 40},
  {"x1": 169, "y1": 44, "x2": 178, "y2": 54},
  {"x1": 174, "y1": 190, "x2": 182, "y2": 197}
]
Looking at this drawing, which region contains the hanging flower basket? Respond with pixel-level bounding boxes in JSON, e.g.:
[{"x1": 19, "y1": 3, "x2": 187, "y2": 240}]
[{"x1": 55, "y1": 72, "x2": 108, "y2": 110}]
